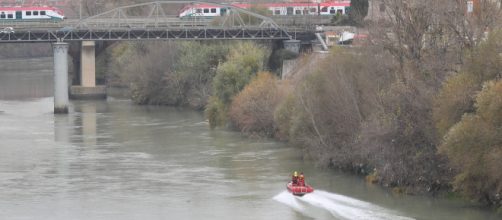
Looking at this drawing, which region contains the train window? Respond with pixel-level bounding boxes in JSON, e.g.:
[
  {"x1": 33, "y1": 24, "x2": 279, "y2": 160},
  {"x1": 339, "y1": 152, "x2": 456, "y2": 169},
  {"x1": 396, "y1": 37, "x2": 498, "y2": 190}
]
[
  {"x1": 34, "y1": 11, "x2": 39, "y2": 15},
  {"x1": 26, "y1": 11, "x2": 31, "y2": 15},
  {"x1": 0, "y1": 13, "x2": 4, "y2": 19},
  {"x1": 274, "y1": 10, "x2": 280, "y2": 15},
  {"x1": 196, "y1": 9, "x2": 202, "y2": 13},
  {"x1": 337, "y1": 9, "x2": 343, "y2": 14},
  {"x1": 310, "y1": 8, "x2": 316, "y2": 13},
  {"x1": 321, "y1": 7, "x2": 328, "y2": 12},
  {"x1": 41, "y1": 11, "x2": 46, "y2": 15},
  {"x1": 7, "y1": 14, "x2": 12, "y2": 18},
  {"x1": 203, "y1": 8, "x2": 209, "y2": 13},
  {"x1": 286, "y1": 7, "x2": 293, "y2": 15},
  {"x1": 295, "y1": 10, "x2": 301, "y2": 15},
  {"x1": 211, "y1": 8, "x2": 216, "y2": 13}
]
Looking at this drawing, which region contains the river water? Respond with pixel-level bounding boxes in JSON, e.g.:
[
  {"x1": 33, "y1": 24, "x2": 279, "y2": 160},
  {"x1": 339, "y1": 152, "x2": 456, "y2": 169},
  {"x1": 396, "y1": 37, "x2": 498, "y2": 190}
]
[{"x1": 0, "y1": 58, "x2": 499, "y2": 220}]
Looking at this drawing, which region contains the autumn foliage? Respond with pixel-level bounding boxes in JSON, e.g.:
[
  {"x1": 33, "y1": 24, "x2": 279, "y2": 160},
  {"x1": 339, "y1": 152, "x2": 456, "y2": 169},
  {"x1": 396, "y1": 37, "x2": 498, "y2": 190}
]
[
  {"x1": 434, "y1": 31, "x2": 502, "y2": 205},
  {"x1": 228, "y1": 72, "x2": 285, "y2": 137},
  {"x1": 439, "y1": 80, "x2": 502, "y2": 205}
]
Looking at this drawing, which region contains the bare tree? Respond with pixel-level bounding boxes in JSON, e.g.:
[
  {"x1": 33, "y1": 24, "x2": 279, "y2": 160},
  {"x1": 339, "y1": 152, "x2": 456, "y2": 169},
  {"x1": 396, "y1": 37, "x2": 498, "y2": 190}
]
[
  {"x1": 438, "y1": 0, "x2": 502, "y2": 60},
  {"x1": 367, "y1": 0, "x2": 501, "y2": 85},
  {"x1": 368, "y1": 0, "x2": 443, "y2": 84}
]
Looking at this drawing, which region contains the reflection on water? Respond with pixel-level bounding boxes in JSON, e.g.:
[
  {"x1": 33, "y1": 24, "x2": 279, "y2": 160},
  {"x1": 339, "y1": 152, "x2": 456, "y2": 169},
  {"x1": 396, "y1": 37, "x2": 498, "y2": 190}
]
[
  {"x1": 0, "y1": 58, "x2": 499, "y2": 220},
  {"x1": 0, "y1": 57, "x2": 53, "y2": 100}
]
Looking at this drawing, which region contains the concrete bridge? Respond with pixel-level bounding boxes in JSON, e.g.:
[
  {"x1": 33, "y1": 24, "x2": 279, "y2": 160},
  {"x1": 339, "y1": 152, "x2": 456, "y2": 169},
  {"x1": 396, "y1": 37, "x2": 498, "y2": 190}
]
[{"x1": 0, "y1": 1, "x2": 318, "y2": 114}]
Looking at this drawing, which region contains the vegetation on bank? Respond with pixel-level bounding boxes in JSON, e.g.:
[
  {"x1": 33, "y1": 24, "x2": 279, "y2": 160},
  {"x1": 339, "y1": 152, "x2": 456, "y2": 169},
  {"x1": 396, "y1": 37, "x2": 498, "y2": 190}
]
[
  {"x1": 206, "y1": 42, "x2": 270, "y2": 128},
  {"x1": 435, "y1": 31, "x2": 502, "y2": 207},
  {"x1": 228, "y1": 72, "x2": 287, "y2": 137},
  {"x1": 107, "y1": 41, "x2": 230, "y2": 109},
  {"x1": 97, "y1": 0, "x2": 501, "y2": 209}
]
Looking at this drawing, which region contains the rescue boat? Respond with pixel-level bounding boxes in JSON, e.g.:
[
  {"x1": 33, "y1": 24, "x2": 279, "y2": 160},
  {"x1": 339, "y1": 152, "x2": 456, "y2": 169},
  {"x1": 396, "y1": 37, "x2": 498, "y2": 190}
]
[{"x1": 287, "y1": 182, "x2": 314, "y2": 196}]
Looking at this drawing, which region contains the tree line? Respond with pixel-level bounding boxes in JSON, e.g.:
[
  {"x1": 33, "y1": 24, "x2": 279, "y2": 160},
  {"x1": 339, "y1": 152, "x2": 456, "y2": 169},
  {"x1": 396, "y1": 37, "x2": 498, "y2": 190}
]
[{"x1": 95, "y1": 0, "x2": 502, "y2": 210}]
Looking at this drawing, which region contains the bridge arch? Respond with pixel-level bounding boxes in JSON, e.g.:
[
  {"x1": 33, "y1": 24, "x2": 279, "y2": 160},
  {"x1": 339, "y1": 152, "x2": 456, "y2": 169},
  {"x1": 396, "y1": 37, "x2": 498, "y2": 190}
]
[{"x1": 75, "y1": 1, "x2": 285, "y2": 31}]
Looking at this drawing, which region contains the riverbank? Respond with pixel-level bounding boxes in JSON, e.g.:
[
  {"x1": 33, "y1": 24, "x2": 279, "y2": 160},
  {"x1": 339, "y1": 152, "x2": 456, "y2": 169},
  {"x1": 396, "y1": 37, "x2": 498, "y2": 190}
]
[{"x1": 104, "y1": 38, "x2": 501, "y2": 210}]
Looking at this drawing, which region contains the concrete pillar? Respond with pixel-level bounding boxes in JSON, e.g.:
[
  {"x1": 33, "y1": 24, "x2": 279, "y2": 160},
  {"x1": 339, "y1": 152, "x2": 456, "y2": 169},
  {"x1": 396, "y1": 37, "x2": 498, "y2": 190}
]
[
  {"x1": 70, "y1": 41, "x2": 106, "y2": 100},
  {"x1": 80, "y1": 41, "x2": 96, "y2": 87},
  {"x1": 53, "y1": 42, "x2": 69, "y2": 114},
  {"x1": 283, "y1": 40, "x2": 301, "y2": 54}
]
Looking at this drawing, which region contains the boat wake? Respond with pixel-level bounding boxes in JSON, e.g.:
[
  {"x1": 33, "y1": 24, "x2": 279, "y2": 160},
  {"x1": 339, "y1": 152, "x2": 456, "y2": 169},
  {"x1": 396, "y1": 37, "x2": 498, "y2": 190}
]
[{"x1": 273, "y1": 190, "x2": 414, "y2": 220}]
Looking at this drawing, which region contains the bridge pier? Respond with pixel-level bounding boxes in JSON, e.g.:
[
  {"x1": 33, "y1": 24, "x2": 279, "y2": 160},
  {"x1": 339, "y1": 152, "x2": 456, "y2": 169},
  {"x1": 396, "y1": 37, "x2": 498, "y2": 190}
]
[
  {"x1": 53, "y1": 42, "x2": 69, "y2": 114},
  {"x1": 70, "y1": 41, "x2": 107, "y2": 100},
  {"x1": 283, "y1": 40, "x2": 301, "y2": 54}
]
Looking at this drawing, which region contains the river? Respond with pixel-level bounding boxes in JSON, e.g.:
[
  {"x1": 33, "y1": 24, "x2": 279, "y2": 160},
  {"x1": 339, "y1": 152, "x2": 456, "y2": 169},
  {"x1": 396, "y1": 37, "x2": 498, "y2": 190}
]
[{"x1": 0, "y1": 58, "x2": 499, "y2": 220}]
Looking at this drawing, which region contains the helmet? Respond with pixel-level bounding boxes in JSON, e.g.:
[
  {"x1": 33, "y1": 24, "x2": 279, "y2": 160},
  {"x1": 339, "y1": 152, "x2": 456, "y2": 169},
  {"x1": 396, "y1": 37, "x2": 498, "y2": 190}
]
[{"x1": 294, "y1": 171, "x2": 298, "y2": 176}]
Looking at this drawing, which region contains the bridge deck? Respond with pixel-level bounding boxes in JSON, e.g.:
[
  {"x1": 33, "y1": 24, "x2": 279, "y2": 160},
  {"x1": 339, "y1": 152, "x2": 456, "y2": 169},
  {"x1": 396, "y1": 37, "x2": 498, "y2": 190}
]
[{"x1": 0, "y1": 27, "x2": 294, "y2": 42}]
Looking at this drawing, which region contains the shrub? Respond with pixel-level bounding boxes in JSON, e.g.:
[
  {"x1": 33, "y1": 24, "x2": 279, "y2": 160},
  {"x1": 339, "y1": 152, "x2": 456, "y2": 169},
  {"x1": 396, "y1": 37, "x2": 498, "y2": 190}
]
[
  {"x1": 359, "y1": 82, "x2": 451, "y2": 189},
  {"x1": 121, "y1": 42, "x2": 180, "y2": 105},
  {"x1": 174, "y1": 42, "x2": 230, "y2": 109},
  {"x1": 112, "y1": 41, "x2": 230, "y2": 108},
  {"x1": 213, "y1": 42, "x2": 269, "y2": 104},
  {"x1": 228, "y1": 72, "x2": 283, "y2": 137},
  {"x1": 205, "y1": 96, "x2": 227, "y2": 129},
  {"x1": 464, "y1": 30, "x2": 502, "y2": 81},
  {"x1": 274, "y1": 93, "x2": 296, "y2": 141},
  {"x1": 433, "y1": 73, "x2": 479, "y2": 138},
  {"x1": 208, "y1": 42, "x2": 270, "y2": 128},
  {"x1": 439, "y1": 80, "x2": 502, "y2": 205}
]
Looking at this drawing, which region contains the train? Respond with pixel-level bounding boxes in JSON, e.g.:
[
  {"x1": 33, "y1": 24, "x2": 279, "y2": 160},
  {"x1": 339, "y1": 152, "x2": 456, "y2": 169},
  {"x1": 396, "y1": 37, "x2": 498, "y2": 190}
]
[
  {"x1": 179, "y1": 1, "x2": 351, "y2": 18},
  {"x1": 0, "y1": 6, "x2": 64, "y2": 21}
]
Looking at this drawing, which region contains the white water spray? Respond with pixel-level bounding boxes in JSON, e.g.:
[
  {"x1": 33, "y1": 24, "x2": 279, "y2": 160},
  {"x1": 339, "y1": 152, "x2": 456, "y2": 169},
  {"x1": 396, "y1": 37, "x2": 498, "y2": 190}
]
[{"x1": 273, "y1": 190, "x2": 415, "y2": 220}]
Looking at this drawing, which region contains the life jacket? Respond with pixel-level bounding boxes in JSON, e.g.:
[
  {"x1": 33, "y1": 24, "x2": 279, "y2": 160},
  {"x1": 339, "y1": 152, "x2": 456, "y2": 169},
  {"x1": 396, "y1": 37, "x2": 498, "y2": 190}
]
[{"x1": 298, "y1": 175, "x2": 305, "y2": 186}]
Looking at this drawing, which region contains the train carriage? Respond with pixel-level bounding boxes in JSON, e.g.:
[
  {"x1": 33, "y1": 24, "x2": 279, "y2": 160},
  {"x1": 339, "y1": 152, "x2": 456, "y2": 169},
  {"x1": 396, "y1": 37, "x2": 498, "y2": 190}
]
[
  {"x1": 319, "y1": 1, "x2": 351, "y2": 15},
  {"x1": 0, "y1": 6, "x2": 64, "y2": 21},
  {"x1": 178, "y1": 1, "x2": 351, "y2": 18},
  {"x1": 234, "y1": 3, "x2": 320, "y2": 16},
  {"x1": 178, "y1": 4, "x2": 229, "y2": 18}
]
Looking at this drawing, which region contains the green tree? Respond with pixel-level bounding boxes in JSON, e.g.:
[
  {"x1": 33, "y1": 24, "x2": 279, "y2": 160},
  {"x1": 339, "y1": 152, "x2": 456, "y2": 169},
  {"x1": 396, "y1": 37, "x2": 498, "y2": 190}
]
[
  {"x1": 434, "y1": 30, "x2": 502, "y2": 137},
  {"x1": 212, "y1": 42, "x2": 269, "y2": 105},
  {"x1": 348, "y1": 0, "x2": 369, "y2": 25},
  {"x1": 433, "y1": 73, "x2": 478, "y2": 138},
  {"x1": 174, "y1": 42, "x2": 230, "y2": 109},
  {"x1": 208, "y1": 41, "x2": 270, "y2": 128}
]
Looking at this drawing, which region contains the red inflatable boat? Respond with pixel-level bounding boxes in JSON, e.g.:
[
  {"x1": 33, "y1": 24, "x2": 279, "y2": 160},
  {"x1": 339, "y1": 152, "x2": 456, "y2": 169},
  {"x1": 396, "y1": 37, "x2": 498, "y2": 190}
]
[{"x1": 287, "y1": 182, "x2": 314, "y2": 196}]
